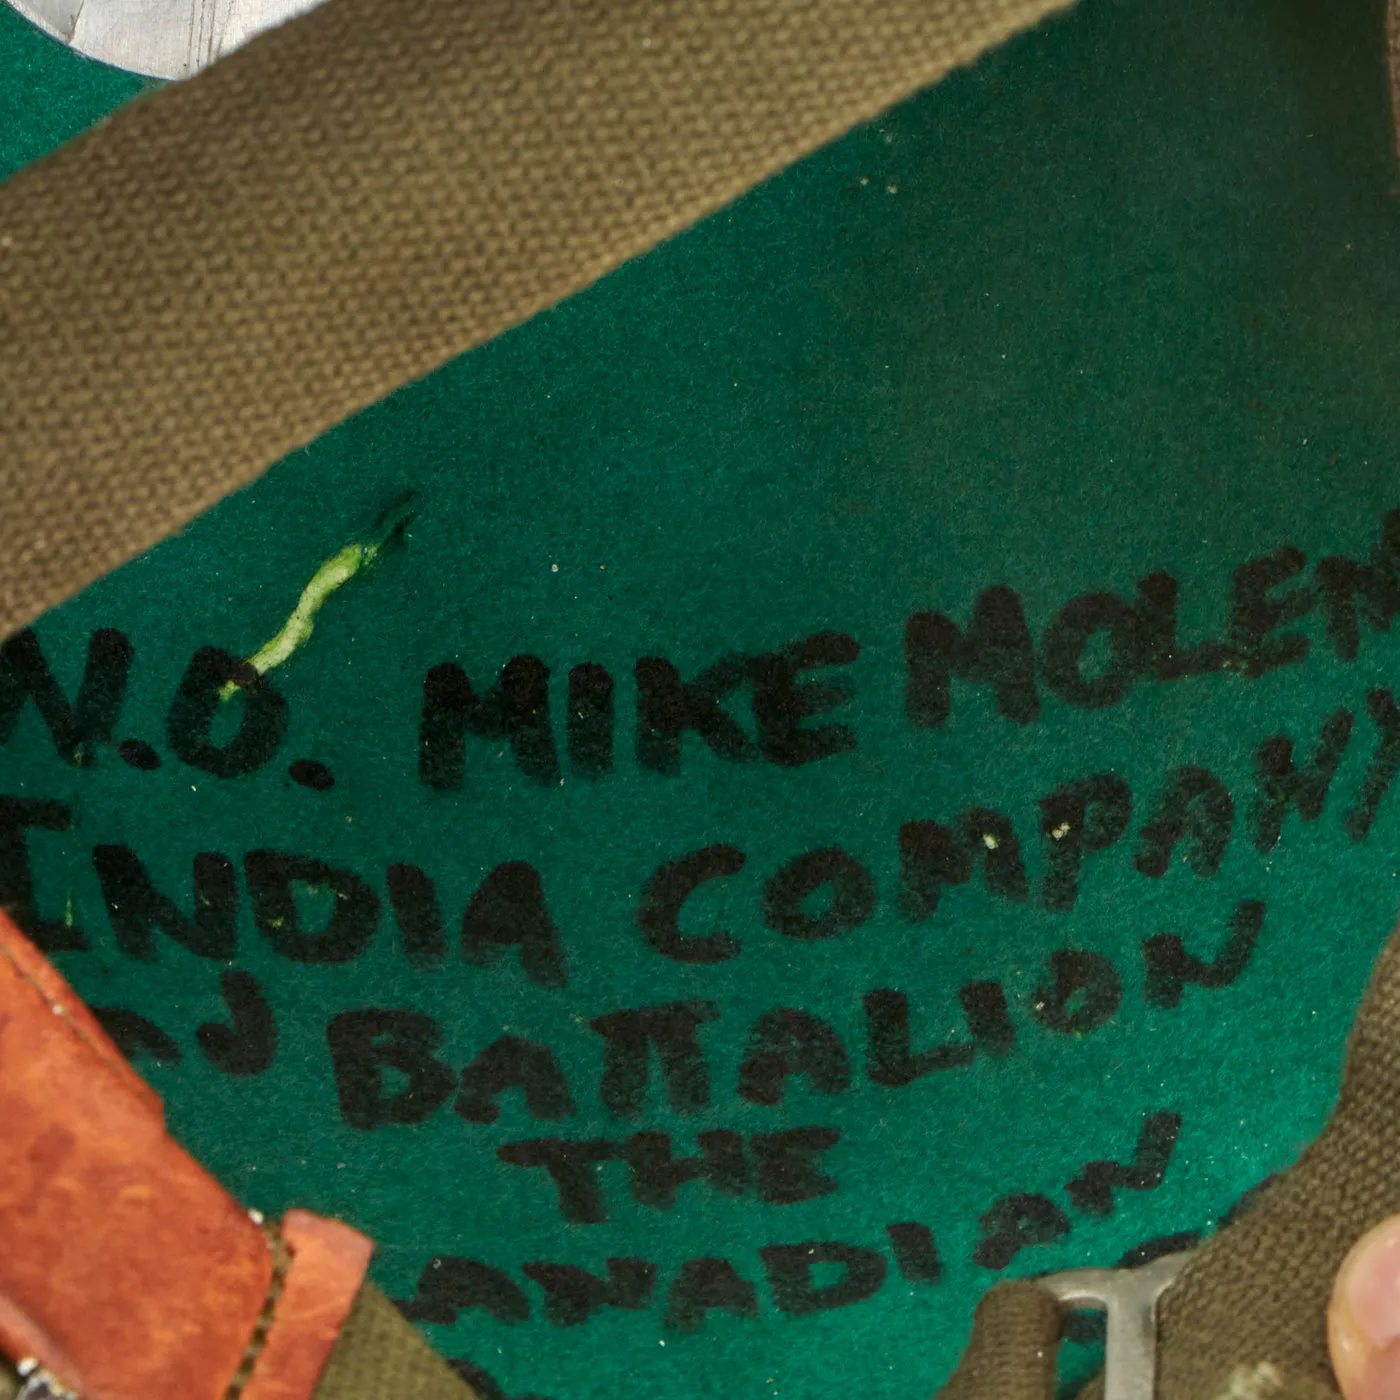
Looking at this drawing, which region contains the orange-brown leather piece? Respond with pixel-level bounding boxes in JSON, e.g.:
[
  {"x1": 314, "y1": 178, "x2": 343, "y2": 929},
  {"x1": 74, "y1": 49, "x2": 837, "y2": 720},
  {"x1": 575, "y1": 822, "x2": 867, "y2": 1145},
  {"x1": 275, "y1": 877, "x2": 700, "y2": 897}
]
[
  {"x1": 0, "y1": 912, "x2": 158, "y2": 1117},
  {"x1": 244, "y1": 1212, "x2": 374, "y2": 1400},
  {"x1": 0, "y1": 910, "x2": 274, "y2": 1400},
  {"x1": 0, "y1": 1292, "x2": 88, "y2": 1394}
]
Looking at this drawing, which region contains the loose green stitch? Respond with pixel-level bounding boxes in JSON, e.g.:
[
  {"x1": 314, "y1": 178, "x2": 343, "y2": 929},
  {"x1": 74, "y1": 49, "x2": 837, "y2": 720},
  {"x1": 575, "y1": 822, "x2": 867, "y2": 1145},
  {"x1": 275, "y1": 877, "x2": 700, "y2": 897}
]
[
  {"x1": 250, "y1": 541, "x2": 370, "y2": 672},
  {"x1": 221, "y1": 493, "x2": 415, "y2": 699}
]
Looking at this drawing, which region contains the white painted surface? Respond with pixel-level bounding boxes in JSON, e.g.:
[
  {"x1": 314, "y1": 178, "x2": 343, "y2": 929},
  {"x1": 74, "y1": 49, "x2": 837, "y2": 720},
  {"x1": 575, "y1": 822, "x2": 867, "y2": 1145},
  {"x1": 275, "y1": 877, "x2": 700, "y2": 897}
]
[{"x1": 6, "y1": 0, "x2": 326, "y2": 79}]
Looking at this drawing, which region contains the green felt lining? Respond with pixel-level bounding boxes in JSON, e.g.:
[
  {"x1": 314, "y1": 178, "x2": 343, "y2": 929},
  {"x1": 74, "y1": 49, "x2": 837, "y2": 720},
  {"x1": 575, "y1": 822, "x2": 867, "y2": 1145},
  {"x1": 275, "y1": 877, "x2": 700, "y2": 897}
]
[{"x1": 4, "y1": 2, "x2": 1400, "y2": 1398}]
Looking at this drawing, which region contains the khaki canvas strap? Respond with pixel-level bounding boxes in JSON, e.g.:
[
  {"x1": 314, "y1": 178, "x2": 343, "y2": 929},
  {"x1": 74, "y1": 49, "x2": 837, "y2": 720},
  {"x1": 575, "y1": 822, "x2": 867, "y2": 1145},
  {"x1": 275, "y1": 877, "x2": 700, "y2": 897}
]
[
  {"x1": 0, "y1": 0, "x2": 1070, "y2": 638},
  {"x1": 313, "y1": 1285, "x2": 473, "y2": 1400},
  {"x1": 936, "y1": 913, "x2": 1400, "y2": 1400},
  {"x1": 937, "y1": 1280, "x2": 1060, "y2": 1400},
  {"x1": 5, "y1": 4, "x2": 1400, "y2": 1399}
]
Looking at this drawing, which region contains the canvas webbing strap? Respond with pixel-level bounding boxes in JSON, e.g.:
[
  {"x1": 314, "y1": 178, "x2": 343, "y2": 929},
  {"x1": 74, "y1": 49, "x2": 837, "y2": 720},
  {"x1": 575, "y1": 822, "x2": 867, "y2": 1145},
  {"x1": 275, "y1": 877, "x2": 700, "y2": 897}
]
[
  {"x1": 5, "y1": 6, "x2": 1400, "y2": 1400},
  {"x1": 935, "y1": 916, "x2": 1400, "y2": 1400},
  {"x1": 313, "y1": 1285, "x2": 476, "y2": 1400},
  {"x1": 935, "y1": 1280, "x2": 1060, "y2": 1400},
  {"x1": 1389, "y1": 0, "x2": 1400, "y2": 161},
  {"x1": 0, "y1": 0, "x2": 1071, "y2": 638}
]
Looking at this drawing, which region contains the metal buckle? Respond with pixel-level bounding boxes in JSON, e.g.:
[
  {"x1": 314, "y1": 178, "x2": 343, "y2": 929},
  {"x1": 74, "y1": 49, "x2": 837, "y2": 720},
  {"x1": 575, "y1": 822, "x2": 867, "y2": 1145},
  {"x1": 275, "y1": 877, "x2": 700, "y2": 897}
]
[
  {"x1": 1040, "y1": 1251, "x2": 1194, "y2": 1400},
  {"x1": 13, "y1": 1360, "x2": 79, "y2": 1400}
]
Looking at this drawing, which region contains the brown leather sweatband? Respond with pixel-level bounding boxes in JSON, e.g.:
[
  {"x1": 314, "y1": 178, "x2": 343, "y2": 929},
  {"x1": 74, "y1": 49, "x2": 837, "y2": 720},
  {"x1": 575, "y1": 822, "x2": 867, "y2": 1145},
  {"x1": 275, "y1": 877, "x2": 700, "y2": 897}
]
[{"x1": 0, "y1": 911, "x2": 372, "y2": 1400}]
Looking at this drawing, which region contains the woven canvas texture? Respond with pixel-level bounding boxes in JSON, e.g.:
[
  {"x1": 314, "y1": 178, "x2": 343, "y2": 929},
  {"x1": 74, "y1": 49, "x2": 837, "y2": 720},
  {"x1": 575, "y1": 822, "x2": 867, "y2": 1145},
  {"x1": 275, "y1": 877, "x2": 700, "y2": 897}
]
[
  {"x1": 936, "y1": 1280, "x2": 1058, "y2": 1400},
  {"x1": 937, "y1": 919, "x2": 1400, "y2": 1400},
  {"x1": 1151, "y1": 923, "x2": 1400, "y2": 1400},
  {"x1": 317, "y1": 1285, "x2": 479, "y2": 1400},
  {"x1": 0, "y1": 0, "x2": 1067, "y2": 638},
  {"x1": 8, "y1": 3, "x2": 1400, "y2": 1399}
]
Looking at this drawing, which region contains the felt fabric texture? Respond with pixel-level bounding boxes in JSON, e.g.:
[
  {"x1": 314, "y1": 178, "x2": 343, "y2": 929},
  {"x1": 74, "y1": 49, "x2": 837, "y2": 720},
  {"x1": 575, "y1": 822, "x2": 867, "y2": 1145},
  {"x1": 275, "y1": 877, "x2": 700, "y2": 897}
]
[
  {"x1": 940, "y1": 908, "x2": 1400, "y2": 1400},
  {"x1": 0, "y1": 5, "x2": 143, "y2": 180},
  {"x1": 1147, "y1": 915, "x2": 1400, "y2": 1400},
  {"x1": 6, "y1": 3, "x2": 1400, "y2": 1400},
  {"x1": 0, "y1": 0, "x2": 1070, "y2": 639}
]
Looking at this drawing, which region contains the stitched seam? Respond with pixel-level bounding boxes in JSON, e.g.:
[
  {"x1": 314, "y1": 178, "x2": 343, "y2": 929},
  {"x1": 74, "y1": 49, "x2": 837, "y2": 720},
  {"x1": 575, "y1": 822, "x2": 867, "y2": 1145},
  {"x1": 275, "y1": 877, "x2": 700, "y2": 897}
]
[
  {"x1": 224, "y1": 1222, "x2": 294, "y2": 1400},
  {"x1": 0, "y1": 937, "x2": 290, "y2": 1398}
]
